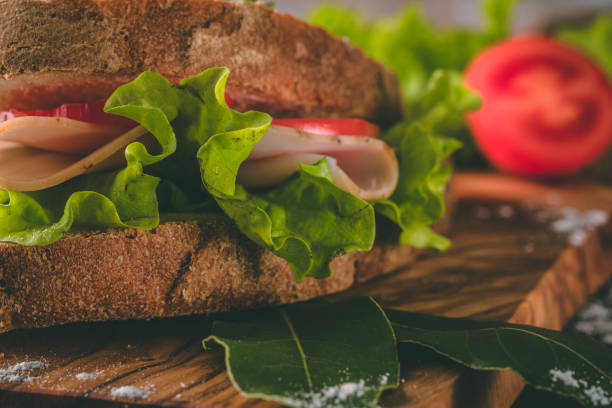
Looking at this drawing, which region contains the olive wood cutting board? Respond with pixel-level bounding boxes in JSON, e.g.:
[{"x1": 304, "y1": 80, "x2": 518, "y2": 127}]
[{"x1": 2, "y1": 172, "x2": 612, "y2": 408}]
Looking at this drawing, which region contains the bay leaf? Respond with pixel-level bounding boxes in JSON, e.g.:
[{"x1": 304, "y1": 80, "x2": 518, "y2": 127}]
[
  {"x1": 204, "y1": 297, "x2": 399, "y2": 408},
  {"x1": 387, "y1": 310, "x2": 612, "y2": 408}
]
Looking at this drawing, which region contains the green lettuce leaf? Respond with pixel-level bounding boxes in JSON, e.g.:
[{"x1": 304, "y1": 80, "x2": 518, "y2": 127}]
[
  {"x1": 309, "y1": 0, "x2": 517, "y2": 107},
  {"x1": 216, "y1": 159, "x2": 375, "y2": 281},
  {"x1": 374, "y1": 70, "x2": 479, "y2": 250}
]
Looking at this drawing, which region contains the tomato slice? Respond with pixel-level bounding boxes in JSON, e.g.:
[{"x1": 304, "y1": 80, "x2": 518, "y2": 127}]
[
  {"x1": 272, "y1": 118, "x2": 379, "y2": 138},
  {"x1": 0, "y1": 97, "x2": 380, "y2": 140},
  {"x1": 465, "y1": 36, "x2": 612, "y2": 175},
  {"x1": 1, "y1": 100, "x2": 136, "y2": 129}
]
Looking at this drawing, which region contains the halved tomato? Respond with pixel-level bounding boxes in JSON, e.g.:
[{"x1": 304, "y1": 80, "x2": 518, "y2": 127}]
[{"x1": 465, "y1": 36, "x2": 612, "y2": 175}]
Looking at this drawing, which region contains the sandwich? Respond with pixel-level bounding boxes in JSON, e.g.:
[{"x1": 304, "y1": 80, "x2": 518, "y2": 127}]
[{"x1": 0, "y1": 0, "x2": 457, "y2": 333}]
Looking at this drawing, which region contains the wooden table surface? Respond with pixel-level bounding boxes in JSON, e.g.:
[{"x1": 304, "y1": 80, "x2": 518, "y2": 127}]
[{"x1": 1, "y1": 174, "x2": 612, "y2": 408}]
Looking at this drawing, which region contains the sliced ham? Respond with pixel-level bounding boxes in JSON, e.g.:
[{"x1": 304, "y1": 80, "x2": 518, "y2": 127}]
[
  {"x1": 0, "y1": 126, "x2": 149, "y2": 192},
  {"x1": 0, "y1": 118, "x2": 399, "y2": 201},
  {"x1": 238, "y1": 125, "x2": 399, "y2": 200},
  {"x1": 0, "y1": 116, "x2": 127, "y2": 155}
]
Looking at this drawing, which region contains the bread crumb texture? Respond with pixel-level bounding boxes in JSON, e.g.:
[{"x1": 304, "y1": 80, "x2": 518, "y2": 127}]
[{"x1": 0, "y1": 0, "x2": 402, "y2": 124}]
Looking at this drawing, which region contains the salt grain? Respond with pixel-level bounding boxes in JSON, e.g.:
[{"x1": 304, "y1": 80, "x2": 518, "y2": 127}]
[
  {"x1": 110, "y1": 385, "x2": 153, "y2": 400},
  {"x1": 579, "y1": 303, "x2": 611, "y2": 320},
  {"x1": 282, "y1": 380, "x2": 368, "y2": 408},
  {"x1": 585, "y1": 385, "x2": 611, "y2": 406},
  {"x1": 550, "y1": 369, "x2": 580, "y2": 388},
  {"x1": 0, "y1": 360, "x2": 47, "y2": 384},
  {"x1": 76, "y1": 371, "x2": 103, "y2": 380},
  {"x1": 550, "y1": 369, "x2": 612, "y2": 406},
  {"x1": 548, "y1": 208, "x2": 608, "y2": 246}
]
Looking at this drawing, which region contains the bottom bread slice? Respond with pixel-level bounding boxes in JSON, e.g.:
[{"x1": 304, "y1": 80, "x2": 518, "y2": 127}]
[{"x1": 0, "y1": 212, "x2": 449, "y2": 332}]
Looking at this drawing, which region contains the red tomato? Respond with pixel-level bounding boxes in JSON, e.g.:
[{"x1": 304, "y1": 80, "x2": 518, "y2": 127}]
[
  {"x1": 272, "y1": 118, "x2": 379, "y2": 138},
  {"x1": 465, "y1": 36, "x2": 612, "y2": 175},
  {"x1": 0, "y1": 93, "x2": 236, "y2": 126},
  {"x1": 0, "y1": 100, "x2": 136, "y2": 128}
]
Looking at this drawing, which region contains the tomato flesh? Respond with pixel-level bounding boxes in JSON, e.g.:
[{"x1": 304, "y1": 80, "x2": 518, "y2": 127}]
[
  {"x1": 0, "y1": 97, "x2": 380, "y2": 140},
  {"x1": 465, "y1": 36, "x2": 612, "y2": 175},
  {"x1": 272, "y1": 118, "x2": 379, "y2": 138}
]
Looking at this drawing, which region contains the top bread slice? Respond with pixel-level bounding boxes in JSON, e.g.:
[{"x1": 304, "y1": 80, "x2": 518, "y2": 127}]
[{"x1": 0, "y1": 0, "x2": 403, "y2": 125}]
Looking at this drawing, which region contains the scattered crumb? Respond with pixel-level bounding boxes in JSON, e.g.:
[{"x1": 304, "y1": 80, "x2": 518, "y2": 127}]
[
  {"x1": 0, "y1": 360, "x2": 48, "y2": 384},
  {"x1": 110, "y1": 385, "x2": 153, "y2": 400},
  {"x1": 524, "y1": 242, "x2": 535, "y2": 253}
]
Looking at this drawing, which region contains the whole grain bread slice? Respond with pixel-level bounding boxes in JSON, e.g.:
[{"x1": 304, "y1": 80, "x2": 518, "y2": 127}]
[
  {"x1": 0, "y1": 189, "x2": 454, "y2": 333},
  {"x1": 0, "y1": 0, "x2": 403, "y2": 125},
  {"x1": 0, "y1": 217, "x2": 434, "y2": 333}
]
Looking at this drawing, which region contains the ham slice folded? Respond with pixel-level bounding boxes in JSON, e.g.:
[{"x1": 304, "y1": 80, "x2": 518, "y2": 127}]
[
  {"x1": 0, "y1": 116, "x2": 127, "y2": 155},
  {"x1": 238, "y1": 125, "x2": 399, "y2": 200},
  {"x1": 0, "y1": 118, "x2": 399, "y2": 200}
]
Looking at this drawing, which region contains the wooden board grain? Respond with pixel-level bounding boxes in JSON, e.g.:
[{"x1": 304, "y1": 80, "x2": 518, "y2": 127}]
[{"x1": 1, "y1": 174, "x2": 612, "y2": 408}]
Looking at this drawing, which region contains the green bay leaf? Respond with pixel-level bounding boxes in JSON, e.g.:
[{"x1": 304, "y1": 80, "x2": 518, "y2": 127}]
[
  {"x1": 387, "y1": 310, "x2": 612, "y2": 408},
  {"x1": 204, "y1": 297, "x2": 399, "y2": 408}
]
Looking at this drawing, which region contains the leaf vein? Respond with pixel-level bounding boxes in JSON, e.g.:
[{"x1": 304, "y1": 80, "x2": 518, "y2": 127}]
[{"x1": 281, "y1": 309, "x2": 314, "y2": 392}]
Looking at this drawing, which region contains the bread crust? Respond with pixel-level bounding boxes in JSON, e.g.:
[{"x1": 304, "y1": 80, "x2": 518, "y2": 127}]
[
  {"x1": 0, "y1": 184, "x2": 454, "y2": 333},
  {"x1": 0, "y1": 0, "x2": 403, "y2": 125},
  {"x1": 0, "y1": 220, "x2": 413, "y2": 332}
]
